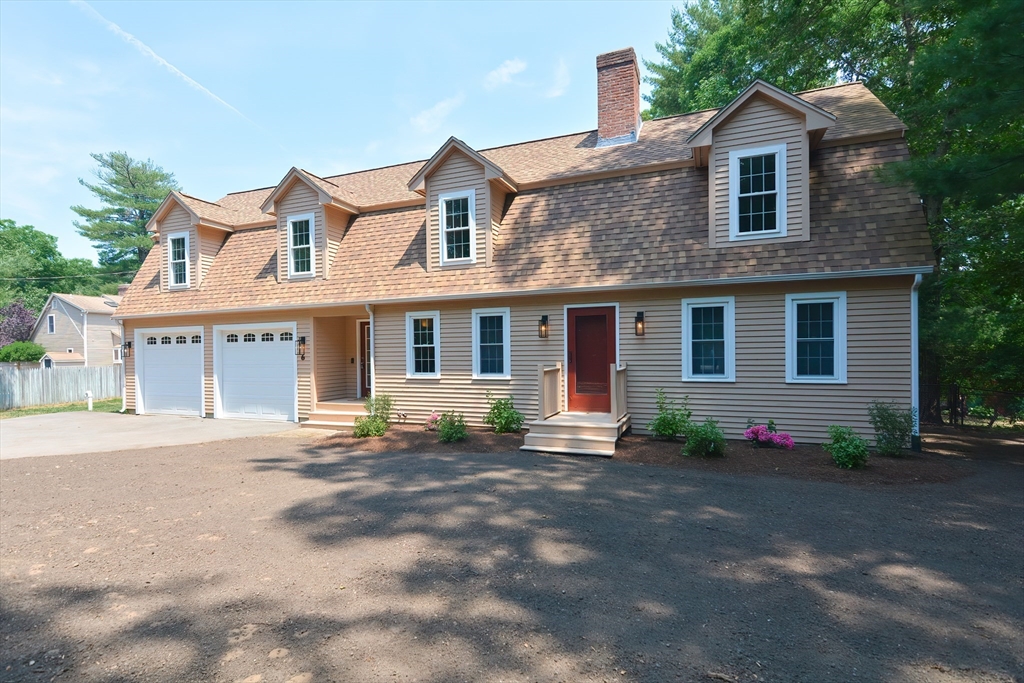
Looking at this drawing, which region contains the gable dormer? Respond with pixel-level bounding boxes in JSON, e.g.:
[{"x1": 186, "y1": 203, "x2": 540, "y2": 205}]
[
  {"x1": 408, "y1": 137, "x2": 517, "y2": 271},
  {"x1": 260, "y1": 168, "x2": 360, "y2": 282},
  {"x1": 687, "y1": 81, "x2": 836, "y2": 248},
  {"x1": 148, "y1": 191, "x2": 235, "y2": 290}
]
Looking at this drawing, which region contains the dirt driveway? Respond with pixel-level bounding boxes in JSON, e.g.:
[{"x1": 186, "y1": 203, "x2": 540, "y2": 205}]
[{"x1": 1, "y1": 431, "x2": 1021, "y2": 683}]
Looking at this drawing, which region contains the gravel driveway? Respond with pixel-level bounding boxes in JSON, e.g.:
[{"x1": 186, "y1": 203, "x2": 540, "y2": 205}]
[{"x1": 1, "y1": 432, "x2": 1020, "y2": 683}]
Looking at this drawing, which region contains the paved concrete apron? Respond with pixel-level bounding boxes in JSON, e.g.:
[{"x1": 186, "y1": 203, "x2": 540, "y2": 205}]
[{"x1": 0, "y1": 412, "x2": 298, "y2": 459}]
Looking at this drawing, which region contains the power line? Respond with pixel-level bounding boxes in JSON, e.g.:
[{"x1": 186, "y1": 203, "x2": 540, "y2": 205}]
[{"x1": 0, "y1": 271, "x2": 137, "y2": 282}]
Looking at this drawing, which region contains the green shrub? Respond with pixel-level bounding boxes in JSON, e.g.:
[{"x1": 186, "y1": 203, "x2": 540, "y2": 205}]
[
  {"x1": 867, "y1": 401, "x2": 916, "y2": 456},
  {"x1": 483, "y1": 391, "x2": 525, "y2": 433},
  {"x1": 822, "y1": 425, "x2": 869, "y2": 468},
  {"x1": 682, "y1": 418, "x2": 726, "y2": 457},
  {"x1": 437, "y1": 410, "x2": 468, "y2": 442},
  {"x1": 352, "y1": 393, "x2": 394, "y2": 438},
  {"x1": 647, "y1": 389, "x2": 693, "y2": 439},
  {"x1": 0, "y1": 341, "x2": 46, "y2": 363}
]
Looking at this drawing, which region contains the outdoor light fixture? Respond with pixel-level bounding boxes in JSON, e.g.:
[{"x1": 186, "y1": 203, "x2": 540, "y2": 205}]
[
  {"x1": 634, "y1": 312, "x2": 646, "y2": 336},
  {"x1": 538, "y1": 315, "x2": 549, "y2": 339},
  {"x1": 295, "y1": 336, "x2": 307, "y2": 360},
  {"x1": 121, "y1": 340, "x2": 132, "y2": 359}
]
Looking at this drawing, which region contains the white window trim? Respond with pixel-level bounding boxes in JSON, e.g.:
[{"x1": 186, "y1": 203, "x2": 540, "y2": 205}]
[
  {"x1": 113, "y1": 347, "x2": 122, "y2": 364},
  {"x1": 66, "y1": 347, "x2": 74, "y2": 354},
  {"x1": 729, "y1": 143, "x2": 787, "y2": 241},
  {"x1": 287, "y1": 213, "x2": 316, "y2": 279},
  {"x1": 167, "y1": 231, "x2": 190, "y2": 289},
  {"x1": 47, "y1": 314, "x2": 55, "y2": 334},
  {"x1": 438, "y1": 189, "x2": 477, "y2": 266},
  {"x1": 785, "y1": 291, "x2": 847, "y2": 384},
  {"x1": 681, "y1": 296, "x2": 736, "y2": 382},
  {"x1": 471, "y1": 307, "x2": 512, "y2": 380},
  {"x1": 405, "y1": 310, "x2": 441, "y2": 379}
]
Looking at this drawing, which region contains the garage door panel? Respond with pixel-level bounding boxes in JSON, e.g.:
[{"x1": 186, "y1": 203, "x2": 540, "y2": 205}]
[
  {"x1": 141, "y1": 335, "x2": 203, "y2": 416},
  {"x1": 219, "y1": 330, "x2": 295, "y2": 422}
]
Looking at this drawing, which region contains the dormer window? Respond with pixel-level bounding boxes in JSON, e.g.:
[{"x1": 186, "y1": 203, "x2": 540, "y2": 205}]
[
  {"x1": 439, "y1": 190, "x2": 476, "y2": 265},
  {"x1": 288, "y1": 213, "x2": 315, "y2": 278},
  {"x1": 729, "y1": 144, "x2": 787, "y2": 241},
  {"x1": 168, "y1": 232, "x2": 189, "y2": 288}
]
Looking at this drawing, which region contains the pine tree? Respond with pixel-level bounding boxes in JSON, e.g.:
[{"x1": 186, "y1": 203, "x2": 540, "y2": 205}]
[{"x1": 71, "y1": 152, "x2": 179, "y2": 270}]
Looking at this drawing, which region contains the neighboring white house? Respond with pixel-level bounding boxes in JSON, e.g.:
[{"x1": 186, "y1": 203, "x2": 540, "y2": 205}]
[{"x1": 30, "y1": 293, "x2": 123, "y2": 368}]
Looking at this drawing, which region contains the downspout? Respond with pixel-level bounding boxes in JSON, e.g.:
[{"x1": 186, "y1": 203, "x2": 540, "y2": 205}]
[
  {"x1": 83, "y1": 312, "x2": 88, "y2": 367},
  {"x1": 365, "y1": 303, "x2": 375, "y2": 397},
  {"x1": 911, "y1": 274, "x2": 922, "y2": 451}
]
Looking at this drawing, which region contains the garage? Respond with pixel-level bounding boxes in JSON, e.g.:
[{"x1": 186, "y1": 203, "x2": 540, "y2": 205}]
[
  {"x1": 137, "y1": 328, "x2": 204, "y2": 416},
  {"x1": 215, "y1": 324, "x2": 297, "y2": 422}
]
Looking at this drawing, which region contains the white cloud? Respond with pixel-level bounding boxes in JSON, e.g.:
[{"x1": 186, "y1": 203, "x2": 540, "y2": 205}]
[
  {"x1": 484, "y1": 58, "x2": 527, "y2": 90},
  {"x1": 546, "y1": 59, "x2": 571, "y2": 98},
  {"x1": 410, "y1": 93, "x2": 465, "y2": 133},
  {"x1": 70, "y1": 0, "x2": 257, "y2": 127}
]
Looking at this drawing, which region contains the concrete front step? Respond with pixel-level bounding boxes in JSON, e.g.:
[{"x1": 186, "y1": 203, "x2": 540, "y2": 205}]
[{"x1": 303, "y1": 401, "x2": 368, "y2": 429}]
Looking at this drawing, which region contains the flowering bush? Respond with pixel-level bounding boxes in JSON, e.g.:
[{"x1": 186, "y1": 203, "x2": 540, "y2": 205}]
[
  {"x1": 744, "y1": 424, "x2": 794, "y2": 449},
  {"x1": 424, "y1": 411, "x2": 440, "y2": 431}
]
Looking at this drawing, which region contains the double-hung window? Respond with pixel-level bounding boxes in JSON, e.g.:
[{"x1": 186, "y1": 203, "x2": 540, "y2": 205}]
[
  {"x1": 47, "y1": 314, "x2": 55, "y2": 334},
  {"x1": 438, "y1": 190, "x2": 476, "y2": 265},
  {"x1": 288, "y1": 213, "x2": 315, "y2": 278},
  {"x1": 406, "y1": 311, "x2": 440, "y2": 378},
  {"x1": 167, "y1": 232, "x2": 189, "y2": 288},
  {"x1": 472, "y1": 308, "x2": 511, "y2": 379},
  {"x1": 682, "y1": 297, "x2": 735, "y2": 381},
  {"x1": 729, "y1": 143, "x2": 786, "y2": 240},
  {"x1": 786, "y1": 292, "x2": 847, "y2": 383}
]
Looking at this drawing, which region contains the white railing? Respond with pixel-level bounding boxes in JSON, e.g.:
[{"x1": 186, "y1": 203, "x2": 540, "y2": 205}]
[
  {"x1": 0, "y1": 365, "x2": 121, "y2": 410},
  {"x1": 610, "y1": 363, "x2": 628, "y2": 421},
  {"x1": 537, "y1": 362, "x2": 562, "y2": 420}
]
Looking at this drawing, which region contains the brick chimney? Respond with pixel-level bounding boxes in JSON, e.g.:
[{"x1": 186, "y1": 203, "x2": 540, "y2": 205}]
[
  {"x1": 596, "y1": 47, "x2": 641, "y2": 147},
  {"x1": 117, "y1": 283, "x2": 130, "y2": 297}
]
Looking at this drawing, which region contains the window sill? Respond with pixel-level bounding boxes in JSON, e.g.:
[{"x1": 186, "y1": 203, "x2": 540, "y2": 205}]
[
  {"x1": 472, "y1": 374, "x2": 511, "y2": 381},
  {"x1": 682, "y1": 376, "x2": 735, "y2": 383},
  {"x1": 439, "y1": 260, "x2": 476, "y2": 268},
  {"x1": 786, "y1": 377, "x2": 847, "y2": 385},
  {"x1": 168, "y1": 284, "x2": 190, "y2": 290},
  {"x1": 287, "y1": 273, "x2": 315, "y2": 280},
  {"x1": 728, "y1": 229, "x2": 785, "y2": 242},
  {"x1": 406, "y1": 373, "x2": 440, "y2": 380}
]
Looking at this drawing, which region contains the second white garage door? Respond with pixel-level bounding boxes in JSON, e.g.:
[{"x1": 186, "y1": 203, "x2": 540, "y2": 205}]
[{"x1": 216, "y1": 326, "x2": 296, "y2": 422}]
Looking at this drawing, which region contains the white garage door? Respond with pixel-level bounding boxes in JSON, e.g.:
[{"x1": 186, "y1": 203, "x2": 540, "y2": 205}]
[
  {"x1": 140, "y1": 331, "x2": 203, "y2": 416},
  {"x1": 218, "y1": 327, "x2": 296, "y2": 421}
]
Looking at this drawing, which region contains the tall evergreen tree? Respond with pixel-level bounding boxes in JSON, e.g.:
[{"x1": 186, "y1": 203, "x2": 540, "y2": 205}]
[{"x1": 71, "y1": 152, "x2": 179, "y2": 270}]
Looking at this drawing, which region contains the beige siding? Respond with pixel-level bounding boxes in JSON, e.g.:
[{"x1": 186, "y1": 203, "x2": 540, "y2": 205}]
[
  {"x1": 324, "y1": 206, "x2": 348, "y2": 278},
  {"x1": 425, "y1": 150, "x2": 489, "y2": 271},
  {"x1": 372, "y1": 276, "x2": 913, "y2": 442},
  {"x1": 277, "y1": 181, "x2": 324, "y2": 281},
  {"x1": 85, "y1": 312, "x2": 120, "y2": 366},
  {"x1": 313, "y1": 316, "x2": 358, "y2": 401},
  {"x1": 710, "y1": 95, "x2": 809, "y2": 247},
  {"x1": 30, "y1": 299, "x2": 85, "y2": 357},
  {"x1": 160, "y1": 205, "x2": 197, "y2": 290},
  {"x1": 124, "y1": 312, "x2": 313, "y2": 419},
  {"x1": 197, "y1": 226, "x2": 227, "y2": 286}
]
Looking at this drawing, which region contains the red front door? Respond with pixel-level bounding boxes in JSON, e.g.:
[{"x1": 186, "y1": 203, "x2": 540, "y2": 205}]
[
  {"x1": 567, "y1": 306, "x2": 615, "y2": 413},
  {"x1": 359, "y1": 321, "x2": 371, "y2": 397}
]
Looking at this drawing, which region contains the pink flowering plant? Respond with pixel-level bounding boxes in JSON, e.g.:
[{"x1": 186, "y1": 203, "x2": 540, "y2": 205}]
[
  {"x1": 424, "y1": 412, "x2": 440, "y2": 431},
  {"x1": 744, "y1": 423, "x2": 795, "y2": 449}
]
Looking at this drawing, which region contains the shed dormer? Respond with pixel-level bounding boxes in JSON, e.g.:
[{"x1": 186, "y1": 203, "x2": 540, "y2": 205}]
[
  {"x1": 408, "y1": 137, "x2": 517, "y2": 270},
  {"x1": 687, "y1": 80, "x2": 836, "y2": 248},
  {"x1": 260, "y1": 168, "x2": 360, "y2": 281}
]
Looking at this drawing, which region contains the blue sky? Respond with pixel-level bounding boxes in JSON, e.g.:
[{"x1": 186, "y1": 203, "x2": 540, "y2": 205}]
[{"x1": 0, "y1": 0, "x2": 677, "y2": 263}]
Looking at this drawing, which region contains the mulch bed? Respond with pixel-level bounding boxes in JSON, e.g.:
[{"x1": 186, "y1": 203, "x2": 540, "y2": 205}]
[{"x1": 311, "y1": 423, "x2": 1021, "y2": 486}]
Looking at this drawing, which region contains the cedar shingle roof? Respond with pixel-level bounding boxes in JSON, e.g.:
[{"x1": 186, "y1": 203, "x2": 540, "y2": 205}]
[{"x1": 118, "y1": 138, "x2": 933, "y2": 317}]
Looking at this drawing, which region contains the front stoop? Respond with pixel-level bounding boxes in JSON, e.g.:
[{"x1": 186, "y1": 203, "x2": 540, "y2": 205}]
[
  {"x1": 520, "y1": 412, "x2": 631, "y2": 456},
  {"x1": 302, "y1": 400, "x2": 367, "y2": 429}
]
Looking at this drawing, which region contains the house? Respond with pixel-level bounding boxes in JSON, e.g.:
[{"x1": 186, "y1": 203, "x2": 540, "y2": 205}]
[
  {"x1": 31, "y1": 293, "x2": 123, "y2": 368},
  {"x1": 114, "y1": 48, "x2": 932, "y2": 454}
]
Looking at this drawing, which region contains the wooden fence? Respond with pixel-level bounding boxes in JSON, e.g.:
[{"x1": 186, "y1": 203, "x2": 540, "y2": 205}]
[{"x1": 0, "y1": 365, "x2": 122, "y2": 410}]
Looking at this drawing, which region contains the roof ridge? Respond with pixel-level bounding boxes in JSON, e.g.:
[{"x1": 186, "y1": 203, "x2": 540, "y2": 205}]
[
  {"x1": 300, "y1": 169, "x2": 340, "y2": 187},
  {"x1": 321, "y1": 158, "x2": 428, "y2": 182},
  {"x1": 178, "y1": 191, "x2": 225, "y2": 208},
  {"x1": 796, "y1": 80, "x2": 864, "y2": 94}
]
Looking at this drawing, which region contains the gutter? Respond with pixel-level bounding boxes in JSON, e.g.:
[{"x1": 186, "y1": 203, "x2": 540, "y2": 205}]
[
  {"x1": 911, "y1": 273, "x2": 922, "y2": 451},
  {"x1": 114, "y1": 265, "x2": 934, "y2": 321}
]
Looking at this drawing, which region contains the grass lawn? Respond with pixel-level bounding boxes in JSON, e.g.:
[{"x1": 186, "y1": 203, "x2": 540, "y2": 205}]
[{"x1": 0, "y1": 397, "x2": 123, "y2": 420}]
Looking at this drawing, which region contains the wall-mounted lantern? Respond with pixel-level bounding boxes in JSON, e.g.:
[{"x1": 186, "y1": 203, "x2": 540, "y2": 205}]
[
  {"x1": 121, "y1": 340, "x2": 132, "y2": 359},
  {"x1": 538, "y1": 315, "x2": 549, "y2": 339},
  {"x1": 634, "y1": 312, "x2": 646, "y2": 336},
  {"x1": 295, "y1": 336, "x2": 307, "y2": 360}
]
